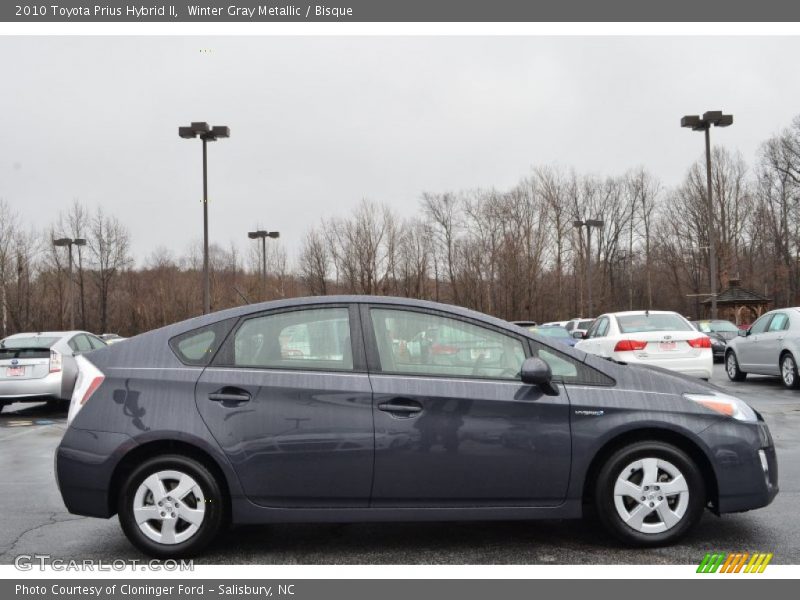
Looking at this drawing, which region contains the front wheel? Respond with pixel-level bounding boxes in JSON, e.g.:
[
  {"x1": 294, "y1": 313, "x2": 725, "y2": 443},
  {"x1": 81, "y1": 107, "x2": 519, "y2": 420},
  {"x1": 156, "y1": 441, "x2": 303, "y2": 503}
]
[
  {"x1": 594, "y1": 441, "x2": 705, "y2": 546},
  {"x1": 118, "y1": 454, "x2": 225, "y2": 558},
  {"x1": 781, "y1": 353, "x2": 800, "y2": 389},
  {"x1": 726, "y1": 351, "x2": 747, "y2": 382}
]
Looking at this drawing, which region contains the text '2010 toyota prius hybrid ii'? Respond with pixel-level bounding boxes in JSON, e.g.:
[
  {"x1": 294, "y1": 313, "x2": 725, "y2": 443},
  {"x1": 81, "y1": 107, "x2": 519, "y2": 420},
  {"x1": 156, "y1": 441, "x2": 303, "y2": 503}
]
[{"x1": 55, "y1": 297, "x2": 778, "y2": 557}]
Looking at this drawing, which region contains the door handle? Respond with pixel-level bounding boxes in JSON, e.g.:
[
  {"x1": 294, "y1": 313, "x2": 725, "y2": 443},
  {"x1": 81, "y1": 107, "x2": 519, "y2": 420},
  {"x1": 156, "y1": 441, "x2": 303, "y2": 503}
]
[
  {"x1": 378, "y1": 400, "x2": 423, "y2": 416},
  {"x1": 208, "y1": 388, "x2": 251, "y2": 403}
]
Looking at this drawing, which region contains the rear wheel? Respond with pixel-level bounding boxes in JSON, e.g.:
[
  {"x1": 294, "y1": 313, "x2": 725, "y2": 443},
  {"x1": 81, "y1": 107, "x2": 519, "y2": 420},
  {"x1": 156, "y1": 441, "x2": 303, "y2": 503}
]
[
  {"x1": 780, "y1": 353, "x2": 800, "y2": 389},
  {"x1": 595, "y1": 441, "x2": 705, "y2": 546},
  {"x1": 118, "y1": 454, "x2": 224, "y2": 558},
  {"x1": 726, "y1": 351, "x2": 747, "y2": 381}
]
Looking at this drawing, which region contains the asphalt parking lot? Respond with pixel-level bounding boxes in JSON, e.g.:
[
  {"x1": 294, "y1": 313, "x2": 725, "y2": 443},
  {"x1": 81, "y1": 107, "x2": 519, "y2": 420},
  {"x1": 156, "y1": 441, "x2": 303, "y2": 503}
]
[{"x1": 1, "y1": 363, "x2": 797, "y2": 565}]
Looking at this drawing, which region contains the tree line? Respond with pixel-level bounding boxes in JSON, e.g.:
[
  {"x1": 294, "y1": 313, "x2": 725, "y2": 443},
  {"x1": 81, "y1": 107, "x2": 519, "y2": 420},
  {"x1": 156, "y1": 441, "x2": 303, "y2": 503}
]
[{"x1": 3, "y1": 115, "x2": 800, "y2": 337}]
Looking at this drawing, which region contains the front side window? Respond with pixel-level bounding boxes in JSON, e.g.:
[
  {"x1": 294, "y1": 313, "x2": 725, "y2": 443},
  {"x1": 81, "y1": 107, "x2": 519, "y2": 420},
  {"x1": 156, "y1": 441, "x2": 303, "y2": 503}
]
[
  {"x1": 370, "y1": 308, "x2": 526, "y2": 380},
  {"x1": 230, "y1": 308, "x2": 352, "y2": 370},
  {"x1": 750, "y1": 314, "x2": 773, "y2": 335},
  {"x1": 768, "y1": 313, "x2": 789, "y2": 332},
  {"x1": 71, "y1": 335, "x2": 92, "y2": 353},
  {"x1": 530, "y1": 340, "x2": 615, "y2": 386},
  {"x1": 595, "y1": 317, "x2": 610, "y2": 337}
]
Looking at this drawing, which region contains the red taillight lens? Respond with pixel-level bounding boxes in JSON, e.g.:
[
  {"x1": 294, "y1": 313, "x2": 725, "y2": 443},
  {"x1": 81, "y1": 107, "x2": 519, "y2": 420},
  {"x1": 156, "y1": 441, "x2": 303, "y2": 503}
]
[
  {"x1": 81, "y1": 375, "x2": 104, "y2": 405},
  {"x1": 431, "y1": 343, "x2": 458, "y2": 355},
  {"x1": 614, "y1": 339, "x2": 648, "y2": 352},
  {"x1": 49, "y1": 349, "x2": 62, "y2": 373},
  {"x1": 687, "y1": 337, "x2": 712, "y2": 349}
]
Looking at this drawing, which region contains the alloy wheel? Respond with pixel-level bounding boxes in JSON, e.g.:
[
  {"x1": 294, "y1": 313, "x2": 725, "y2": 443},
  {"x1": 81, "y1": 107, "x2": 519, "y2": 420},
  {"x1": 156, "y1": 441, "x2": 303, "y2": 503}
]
[
  {"x1": 132, "y1": 470, "x2": 206, "y2": 545},
  {"x1": 727, "y1": 354, "x2": 738, "y2": 378},
  {"x1": 782, "y1": 355, "x2": 796, "y2": 387},
  {"x1": 613, "y1": 457, "x2": 689, "y2": 534}
]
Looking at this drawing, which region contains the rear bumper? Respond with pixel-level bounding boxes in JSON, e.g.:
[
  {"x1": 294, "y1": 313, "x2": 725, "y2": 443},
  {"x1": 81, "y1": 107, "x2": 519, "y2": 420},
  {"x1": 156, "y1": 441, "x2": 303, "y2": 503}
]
[
  {"x1": 0, "y1": 372, "x2": 63, "y2": 401},
  {"x1": 56, "y1": 426, "x2": 137, "y2": 518},
  {"x1": 611, "y1": 352, "x2": 713, "y2": 379}
]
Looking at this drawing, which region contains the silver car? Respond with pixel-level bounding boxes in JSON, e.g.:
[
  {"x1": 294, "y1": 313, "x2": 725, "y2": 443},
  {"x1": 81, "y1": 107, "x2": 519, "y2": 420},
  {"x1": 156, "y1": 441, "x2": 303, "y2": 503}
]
[
  {"x1": 0, "y1": 331, "x2": 107, "y2": 411},
  {"x1": 725, "y1": 307, "x2": 800, "y2": 388}
]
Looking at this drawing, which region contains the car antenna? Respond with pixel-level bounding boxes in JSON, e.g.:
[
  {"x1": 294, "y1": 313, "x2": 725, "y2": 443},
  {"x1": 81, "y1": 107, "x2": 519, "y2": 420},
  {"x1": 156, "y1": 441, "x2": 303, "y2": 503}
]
[{"x1": 233, "y1": 286, "x2": 251, "y2": 305}]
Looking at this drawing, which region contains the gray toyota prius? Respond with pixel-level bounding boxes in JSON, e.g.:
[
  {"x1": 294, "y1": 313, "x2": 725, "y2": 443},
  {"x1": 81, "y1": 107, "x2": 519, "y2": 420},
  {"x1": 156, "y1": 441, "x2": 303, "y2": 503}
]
[{"x1": 55, "y1": 296, "x2": 778, "y2": 557}]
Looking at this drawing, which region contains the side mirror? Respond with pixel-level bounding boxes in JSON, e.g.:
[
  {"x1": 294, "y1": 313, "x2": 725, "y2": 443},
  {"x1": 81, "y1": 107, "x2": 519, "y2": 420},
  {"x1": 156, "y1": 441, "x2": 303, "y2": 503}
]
[
  {"x1": 572, "y1": 331, "x2": 585, "y2": 339},
  {"x1": 520, "y1": 357, "x2": 559, "y2": 396},
  {"x1": 738, "y1": 329, "x2": 748, "y2": 337}
]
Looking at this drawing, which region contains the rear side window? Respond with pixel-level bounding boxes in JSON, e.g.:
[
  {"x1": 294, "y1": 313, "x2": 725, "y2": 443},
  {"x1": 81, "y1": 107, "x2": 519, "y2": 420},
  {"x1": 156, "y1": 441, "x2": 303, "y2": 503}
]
[
  {"x1": 169, "y1": 318, "x2": 236, "y2": 366},
  {"x1": 218, "y1": 307, "x2": 353, "y2": 371},
  {"x1": 70, "y1": 335, "x2": 93, "y2": 353}
]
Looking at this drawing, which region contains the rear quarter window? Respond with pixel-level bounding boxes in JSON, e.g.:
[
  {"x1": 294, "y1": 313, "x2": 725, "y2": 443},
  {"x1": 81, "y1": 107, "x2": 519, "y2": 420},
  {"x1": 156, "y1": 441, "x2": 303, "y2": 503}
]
[{"x1": 169, "y1": 318, "x2": 236, "y2": 366}]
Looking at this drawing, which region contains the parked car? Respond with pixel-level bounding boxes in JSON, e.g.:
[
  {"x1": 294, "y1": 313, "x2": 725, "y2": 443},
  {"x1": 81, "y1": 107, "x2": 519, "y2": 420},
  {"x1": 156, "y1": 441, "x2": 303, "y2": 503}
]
[
  {"x1": 540, "y1": 320, "x2": 569, "y2": 327},
  {"x1": 575, "y1": 310, "x2": 713, "y2": 380},
  {"x1": 512, "y1": 320, "x2": 538, "y2": 329},
  {"x1": 691, "y1": 320, "x2": 740, "y2": 362},
  {"x1": 565, "y1": 318, "x2": 595, "y2": 338},
  {"x1": 56, "y1": 296, "x2": 777, "y2": 557},
  {"x1": 100, "y1": 333, "x2": 127, "y2": 345},
  {"x1": 0, "y1": 331, "x2": 106, "y2": 412},
  {"x1": 725, "y1": 308, "x2": 800, "y2": 389},
  {"x1": 526, "y1": 324, "x2": 578, "y2": 347}
]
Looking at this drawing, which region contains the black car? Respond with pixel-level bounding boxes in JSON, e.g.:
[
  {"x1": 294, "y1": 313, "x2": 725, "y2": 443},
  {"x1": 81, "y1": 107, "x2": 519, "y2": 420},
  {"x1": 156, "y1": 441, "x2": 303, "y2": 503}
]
[
  {"x1": 692, "y1": 320, "x2": 741, "y2": 362},
  {"x1": 56, "y1": 296, "x2": 778, "y2": 557}
]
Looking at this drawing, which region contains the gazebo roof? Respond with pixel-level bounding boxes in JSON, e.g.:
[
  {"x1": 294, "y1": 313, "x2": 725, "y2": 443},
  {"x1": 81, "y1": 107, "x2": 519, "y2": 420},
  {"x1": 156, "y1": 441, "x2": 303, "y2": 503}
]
[{"x1": 702, "y1": 279, "x2": 771, "y2": 305}]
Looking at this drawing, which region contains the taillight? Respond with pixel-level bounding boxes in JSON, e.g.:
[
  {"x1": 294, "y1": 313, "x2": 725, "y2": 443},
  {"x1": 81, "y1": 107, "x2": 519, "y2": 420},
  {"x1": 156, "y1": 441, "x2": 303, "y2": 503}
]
[
  {"x1": 614, "y1": 339, "x2": 648, "y2": 352},
  {"x1": 49, "y1": 349, "x2": 62, "y2": 373},
  {"x1": 67, "y1": 355, "x2": 105, "y2": 425},
  {"x1": 431, "y1": 343, "x2": 458, "y2": 355},
  {"x1": 687, "y1": 337, "x2": 712, "y2": 349}
]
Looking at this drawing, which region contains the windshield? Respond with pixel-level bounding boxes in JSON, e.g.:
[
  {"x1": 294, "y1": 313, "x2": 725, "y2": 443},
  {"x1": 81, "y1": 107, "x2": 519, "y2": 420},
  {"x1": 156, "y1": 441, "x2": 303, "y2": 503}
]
[
  {"x1": 533, "y1": 326, "x2": 571, "y2": 339},
  {"x1": 0, "y1": 336, "x2": 60, "y2": 349},
  {"x1": 696, "y1": 320, "x2": 739, "y2": 333},
  {"x1": 616, "y1": 314, "x2": 693, "y2": 334}
]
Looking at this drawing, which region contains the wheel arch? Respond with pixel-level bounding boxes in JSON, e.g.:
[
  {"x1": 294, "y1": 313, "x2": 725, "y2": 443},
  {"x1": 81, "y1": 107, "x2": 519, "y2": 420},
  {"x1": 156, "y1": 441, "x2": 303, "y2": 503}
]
[
  {"x1": 108, "y1": 439, "x2": 233, "y2": 519},
  {"x1": 581, "y1": 427, "x2": 719, "y2": 513}
]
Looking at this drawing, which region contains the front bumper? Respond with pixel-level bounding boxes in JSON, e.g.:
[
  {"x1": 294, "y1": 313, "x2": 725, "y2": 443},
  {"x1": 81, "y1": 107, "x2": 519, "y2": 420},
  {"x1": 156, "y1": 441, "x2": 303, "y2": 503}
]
[{"x1": 699, "y1": 417, "x2": 778, "y2": 513}]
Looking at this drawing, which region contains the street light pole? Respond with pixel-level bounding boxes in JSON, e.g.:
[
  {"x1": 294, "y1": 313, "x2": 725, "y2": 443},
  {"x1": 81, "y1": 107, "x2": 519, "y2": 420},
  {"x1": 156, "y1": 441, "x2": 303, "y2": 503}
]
[
  {"x1": 573, "y1": 219, "x2": 604, "y2": 316},
  {"x1": 53, "y1": 238, "x2": 86, "y2": 330},
  {"x1": 681, "y1": 111, "x2": 733, "y2": 320},
  {"x1": 247, "y1": 230, "x2": 280, "y2": 301},
  {"x1": 179, "y1": 121, "x2": 230, "y2": 315}
]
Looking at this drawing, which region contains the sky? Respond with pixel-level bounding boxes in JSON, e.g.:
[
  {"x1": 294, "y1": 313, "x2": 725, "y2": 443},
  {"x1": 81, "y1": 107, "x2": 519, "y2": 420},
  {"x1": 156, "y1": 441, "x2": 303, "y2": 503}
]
[{"x1": 2, "y1": 36, "x2": 800, "y2": 266}]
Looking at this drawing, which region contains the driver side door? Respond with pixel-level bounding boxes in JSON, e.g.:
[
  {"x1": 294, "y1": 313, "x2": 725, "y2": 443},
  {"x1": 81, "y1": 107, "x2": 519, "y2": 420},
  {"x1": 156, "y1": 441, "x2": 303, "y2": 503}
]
[{"x1": 363, "y1": 305, "x2": 572, "y2": 507}]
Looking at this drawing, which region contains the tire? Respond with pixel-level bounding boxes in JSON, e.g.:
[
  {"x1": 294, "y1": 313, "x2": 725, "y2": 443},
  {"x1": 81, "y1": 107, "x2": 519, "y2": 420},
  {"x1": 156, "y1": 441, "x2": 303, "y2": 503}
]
[
  {"x1": 594, "y1": 441, "x2": 706, "y2": 547},
  {"x1": 118, "y1": 454, "x2": 225, "y2": 558},
  {"x1": 725, "y1": 351, "x2": 747, "y2": 382},
  {"x1": 780, "y1": 353, "x2": 800, "y2": 389}
]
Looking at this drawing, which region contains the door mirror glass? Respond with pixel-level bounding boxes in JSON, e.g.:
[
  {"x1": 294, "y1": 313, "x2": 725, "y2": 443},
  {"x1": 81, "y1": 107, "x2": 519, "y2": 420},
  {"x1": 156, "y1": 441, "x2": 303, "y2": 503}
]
[
  {"x1": 520, "y1": 357, "x2": 559, "y2": 395},
  {"x1": 572, "y1": 331, "x2": 585, "y2": 339},
  {"x1": 738, "y1": 329, "x2": 749, "y2": 337}
]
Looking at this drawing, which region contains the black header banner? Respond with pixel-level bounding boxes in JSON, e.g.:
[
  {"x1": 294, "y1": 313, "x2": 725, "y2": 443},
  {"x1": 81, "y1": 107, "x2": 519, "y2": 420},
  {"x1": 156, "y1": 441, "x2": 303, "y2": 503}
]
[{"x1": 3, "y1": 0, "x2": 800, "y2": 22}]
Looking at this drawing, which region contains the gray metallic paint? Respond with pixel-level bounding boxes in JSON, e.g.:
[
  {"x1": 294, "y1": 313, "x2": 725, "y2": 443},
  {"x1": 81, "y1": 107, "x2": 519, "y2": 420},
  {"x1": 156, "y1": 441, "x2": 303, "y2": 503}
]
[{"x1": 55, "y1": 295, "x2": 778, "y2": 525}]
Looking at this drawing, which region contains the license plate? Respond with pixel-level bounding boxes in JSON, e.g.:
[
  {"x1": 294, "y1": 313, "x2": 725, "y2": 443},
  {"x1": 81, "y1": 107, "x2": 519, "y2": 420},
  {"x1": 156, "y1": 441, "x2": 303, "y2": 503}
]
[
  {"x1": 658, "y1": 341, "x2": 677, "y2": 352},
  {"x1": 6, "y1": 366, "x2": 24, "y2": 377}
]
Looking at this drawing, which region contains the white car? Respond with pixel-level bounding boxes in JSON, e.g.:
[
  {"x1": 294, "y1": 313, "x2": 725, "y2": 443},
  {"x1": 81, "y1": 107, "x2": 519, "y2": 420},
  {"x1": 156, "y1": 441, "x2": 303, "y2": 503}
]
[
  {"x1": 565, "y1": 317, "x2": 595, "y2": 338},
  {"x1": 540, "y1": 320, "x2": 569, "y2": 327},
  {"x1": 574, "y1": 310, "x2": 713, "y2": 380}
]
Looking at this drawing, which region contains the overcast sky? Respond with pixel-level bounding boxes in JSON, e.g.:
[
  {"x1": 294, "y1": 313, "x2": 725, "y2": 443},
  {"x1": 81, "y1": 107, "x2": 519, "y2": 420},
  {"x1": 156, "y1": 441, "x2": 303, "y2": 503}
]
[{"x1": 2, "y1": 36, "x2": 800, "y2": 266}]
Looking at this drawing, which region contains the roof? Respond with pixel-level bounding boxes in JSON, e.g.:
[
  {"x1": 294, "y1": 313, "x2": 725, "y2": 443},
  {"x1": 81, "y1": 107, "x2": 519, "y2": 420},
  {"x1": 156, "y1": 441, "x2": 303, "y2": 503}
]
[{"x1": 701, "y1": 286, "x2": 771, "y2": 305}]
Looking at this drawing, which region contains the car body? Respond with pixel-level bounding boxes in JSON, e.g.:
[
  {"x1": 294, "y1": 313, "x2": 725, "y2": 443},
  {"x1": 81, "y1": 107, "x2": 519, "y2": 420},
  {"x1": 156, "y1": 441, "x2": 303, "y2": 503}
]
[
  {"x1": 565, "y1": 318, "x2": 595, "y2": 338},
  {"x1": 574, "y1": 310, "x2": 714, "y2": 380},
  {"x1": 540, "y1": 320, "x2": 569, "y2": 328},
  {"x1": 691, "y1": 320, "x2": 740, "y2": 362},
  {"x1": 724, "y1": 307, "x2": 800, "y2": 389},
  {"x1": 524, "y1": 324, "x2": 578, "y2": 347},
  {"x1": 0, "y1": 331, "x2": 106, "y2": 411},
  {"x1": 56, "y1": 296, "x2": 777, "y2": 557}
]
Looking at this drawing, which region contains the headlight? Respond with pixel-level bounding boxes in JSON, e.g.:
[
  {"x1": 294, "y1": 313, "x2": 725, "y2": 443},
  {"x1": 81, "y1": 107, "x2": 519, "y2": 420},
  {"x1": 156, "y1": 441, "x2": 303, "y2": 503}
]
[{"x1": 683, "y1": 392, "x2": 757, "y2": 423}]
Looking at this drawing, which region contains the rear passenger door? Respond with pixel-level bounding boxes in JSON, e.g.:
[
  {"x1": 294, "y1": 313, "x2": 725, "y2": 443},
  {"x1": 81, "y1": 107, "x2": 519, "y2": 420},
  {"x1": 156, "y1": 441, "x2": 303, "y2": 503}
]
[
  {"x1": 194, "y1": 304, "x2": 375, "y2": 508},
  {"x1": 363, "y1": 305, "x2": 572, "y2": 508}
]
